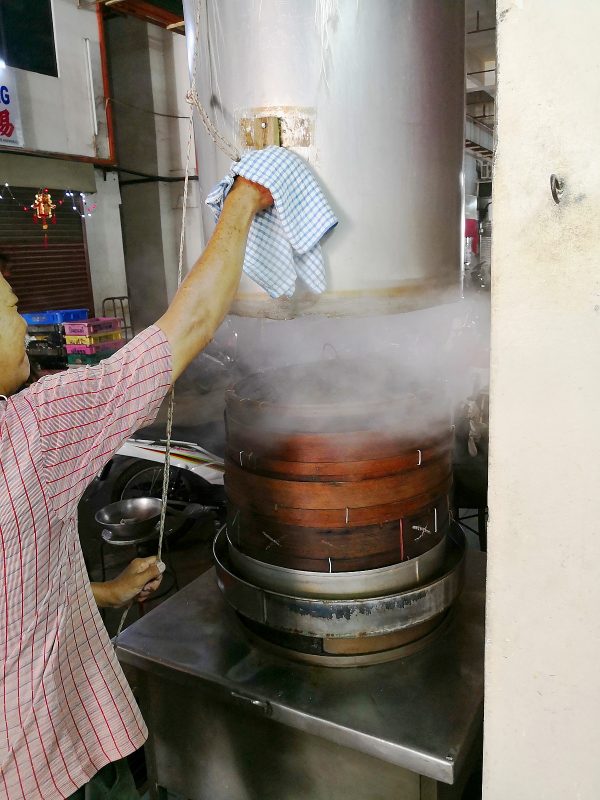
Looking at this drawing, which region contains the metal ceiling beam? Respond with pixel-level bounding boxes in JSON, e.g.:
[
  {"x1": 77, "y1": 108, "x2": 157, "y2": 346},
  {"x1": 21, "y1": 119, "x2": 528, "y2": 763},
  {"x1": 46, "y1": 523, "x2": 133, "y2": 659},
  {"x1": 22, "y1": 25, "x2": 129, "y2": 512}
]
[
  {"x1": 98, "y1": 0, "x2": 184, "y2": 33},
  {"x1": 465, "y1": 139, "x2": 494, "y2": 162},
  {"x1": 467, "y1": 73, "x2": 496, "y2": 98}
]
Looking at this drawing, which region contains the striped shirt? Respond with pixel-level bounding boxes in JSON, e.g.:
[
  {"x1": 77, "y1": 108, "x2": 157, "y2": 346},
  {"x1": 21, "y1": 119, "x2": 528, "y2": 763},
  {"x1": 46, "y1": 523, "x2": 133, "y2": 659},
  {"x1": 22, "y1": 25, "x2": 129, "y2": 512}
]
[{"x1": 0, "y1": 325, "x2": 172, "y2": 799}]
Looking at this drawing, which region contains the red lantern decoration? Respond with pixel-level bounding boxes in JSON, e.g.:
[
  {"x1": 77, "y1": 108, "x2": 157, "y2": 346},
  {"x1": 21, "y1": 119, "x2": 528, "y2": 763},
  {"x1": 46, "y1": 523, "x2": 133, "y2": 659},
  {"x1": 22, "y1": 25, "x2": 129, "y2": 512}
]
[{"x1": 32, "y1": 189, "x2": 57, "y2": 231}]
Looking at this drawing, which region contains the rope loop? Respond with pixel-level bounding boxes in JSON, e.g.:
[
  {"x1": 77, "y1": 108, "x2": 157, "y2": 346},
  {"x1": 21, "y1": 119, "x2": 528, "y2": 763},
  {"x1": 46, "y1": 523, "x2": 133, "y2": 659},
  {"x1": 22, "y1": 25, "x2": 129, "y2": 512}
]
[{"x1": 186, "y1": 88, "x2": 241, "y2": 162}]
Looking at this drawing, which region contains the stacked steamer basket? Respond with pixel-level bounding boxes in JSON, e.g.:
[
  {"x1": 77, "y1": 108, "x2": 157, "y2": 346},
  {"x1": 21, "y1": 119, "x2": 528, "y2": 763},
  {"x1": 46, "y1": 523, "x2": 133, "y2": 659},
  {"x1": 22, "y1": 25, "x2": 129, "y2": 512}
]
[
  {"x1": 215, "y1": 360, "x2": 467, "y2": 667},
  {"x1": 63, "y1": 317, "x2": 125, "y2": 367}
]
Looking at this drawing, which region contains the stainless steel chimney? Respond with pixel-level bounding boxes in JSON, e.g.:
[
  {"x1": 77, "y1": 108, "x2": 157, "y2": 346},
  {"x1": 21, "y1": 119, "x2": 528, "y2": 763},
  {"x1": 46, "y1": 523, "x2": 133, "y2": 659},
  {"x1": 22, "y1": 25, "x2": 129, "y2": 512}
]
[{"x1": 183, "y1": 0, "x2": 465, "y2": 319}]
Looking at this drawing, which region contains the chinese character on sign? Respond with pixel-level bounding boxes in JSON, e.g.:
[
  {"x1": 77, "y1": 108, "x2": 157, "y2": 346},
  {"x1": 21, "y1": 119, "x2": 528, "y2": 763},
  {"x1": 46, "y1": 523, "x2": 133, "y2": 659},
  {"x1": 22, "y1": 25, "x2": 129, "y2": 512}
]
[
  {"x1": 0, "y1": 76, "x2": 23, "y2": 147},
  {"x1": 0, "y1": 108, "x2": 14, "y2": 138}
]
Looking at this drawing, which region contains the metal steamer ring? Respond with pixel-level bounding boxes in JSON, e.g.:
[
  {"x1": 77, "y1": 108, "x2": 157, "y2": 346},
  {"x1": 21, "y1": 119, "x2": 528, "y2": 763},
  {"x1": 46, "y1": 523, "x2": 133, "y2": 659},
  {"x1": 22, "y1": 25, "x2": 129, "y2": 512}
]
[
  {"x1": 226, "y1": 531, "x2": 448, "y2": 599},
  {"x1": 213, "y1": 524, "x2": 466, "y2": 641},
  {"x1": 241, "y1": 611, "x2": 455, "y2": 668}
]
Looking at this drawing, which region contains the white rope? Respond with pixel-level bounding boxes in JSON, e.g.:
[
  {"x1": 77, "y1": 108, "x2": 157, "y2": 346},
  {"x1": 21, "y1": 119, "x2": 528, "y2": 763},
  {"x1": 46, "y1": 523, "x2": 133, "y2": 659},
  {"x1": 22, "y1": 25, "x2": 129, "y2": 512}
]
[
  {"x1": 155, "y1": 0, "x2": 206, "y2": 566},
  {"x1": 154, "y1": 138, "x2": 193, "y2": 563},
  {"x1": 315, "y1": 0, "x2": 339, "y2": 89},
  {"x1": 114, "y1": 603, "x2": 132, "y2": 643},
  {"x1": 186, "y1": 89, "x2": 241, "y2": 162}
]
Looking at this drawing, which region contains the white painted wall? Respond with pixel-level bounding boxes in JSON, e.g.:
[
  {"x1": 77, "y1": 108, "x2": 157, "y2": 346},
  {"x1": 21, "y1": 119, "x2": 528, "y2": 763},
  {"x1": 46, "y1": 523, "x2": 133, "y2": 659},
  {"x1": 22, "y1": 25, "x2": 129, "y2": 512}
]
[
  {"x1": 84, "y1": 170, "x2": 128, "y2": 315},
  {"x1": 4, "y1": 0, "x2": 109, "y2": 158},
  {"x1": 484, "y1": 2, "x2": 600, "y2": 798}
]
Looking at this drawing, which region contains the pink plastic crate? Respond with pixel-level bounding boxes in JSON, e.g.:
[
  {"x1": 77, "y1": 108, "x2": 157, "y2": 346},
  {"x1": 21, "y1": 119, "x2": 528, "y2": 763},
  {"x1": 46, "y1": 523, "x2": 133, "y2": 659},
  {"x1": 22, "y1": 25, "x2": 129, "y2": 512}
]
[
  {"x1": 62, "y1": 317, "x2": 122, "y2": 336},
  {"x1": 65, "y1": 340, "x2": 125, "y2": 356}
]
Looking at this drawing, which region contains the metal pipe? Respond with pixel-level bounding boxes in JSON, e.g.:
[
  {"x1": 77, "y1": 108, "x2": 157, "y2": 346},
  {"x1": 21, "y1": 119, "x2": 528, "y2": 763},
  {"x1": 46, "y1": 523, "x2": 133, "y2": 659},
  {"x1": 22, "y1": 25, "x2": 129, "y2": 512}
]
[{"x1": 120, "y1": 175, "x2": 199, "y2": 186}]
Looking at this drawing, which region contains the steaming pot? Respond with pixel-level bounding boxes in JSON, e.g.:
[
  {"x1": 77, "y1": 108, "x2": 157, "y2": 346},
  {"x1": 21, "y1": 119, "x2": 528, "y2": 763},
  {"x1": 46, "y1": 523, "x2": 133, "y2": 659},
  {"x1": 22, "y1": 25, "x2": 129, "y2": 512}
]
[{"x1": 216, "y1": 361, "x2": 465, "y2": 665}]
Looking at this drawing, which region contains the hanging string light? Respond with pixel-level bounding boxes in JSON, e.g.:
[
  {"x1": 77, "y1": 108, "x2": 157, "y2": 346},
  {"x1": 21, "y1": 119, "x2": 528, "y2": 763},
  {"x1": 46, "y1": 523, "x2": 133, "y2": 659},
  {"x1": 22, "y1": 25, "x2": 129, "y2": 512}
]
[
  {"x1": 0, "y1": 181, "x2": 99, "y2": 222},
  {"x1": 80, "y1": 191, "x2": 97, "y2": 219},
  {"x1": 0, "y1": 182, "x2": 17, "y2": 202},
  {"x1": 65, "y1": 189, "x2": 97, "y2": 219}
]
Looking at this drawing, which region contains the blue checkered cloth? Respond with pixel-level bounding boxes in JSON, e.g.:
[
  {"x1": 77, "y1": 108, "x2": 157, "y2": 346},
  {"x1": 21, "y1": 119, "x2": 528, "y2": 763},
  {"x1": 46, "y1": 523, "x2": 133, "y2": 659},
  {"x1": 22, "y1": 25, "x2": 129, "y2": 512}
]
[{"x1": 206, "y1": 147, "x2": 337, "y2": 298}]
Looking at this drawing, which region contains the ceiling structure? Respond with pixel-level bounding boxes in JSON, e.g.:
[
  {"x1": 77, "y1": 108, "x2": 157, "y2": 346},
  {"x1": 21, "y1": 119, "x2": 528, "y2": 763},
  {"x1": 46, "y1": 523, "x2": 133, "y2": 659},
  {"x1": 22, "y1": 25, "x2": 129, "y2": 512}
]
[
  {"x1": 465, "y1": 0, "x2": 497, "y2": 135},
  {"x1": 97, "y1": 0, "x2": 184, "y2": 32}
]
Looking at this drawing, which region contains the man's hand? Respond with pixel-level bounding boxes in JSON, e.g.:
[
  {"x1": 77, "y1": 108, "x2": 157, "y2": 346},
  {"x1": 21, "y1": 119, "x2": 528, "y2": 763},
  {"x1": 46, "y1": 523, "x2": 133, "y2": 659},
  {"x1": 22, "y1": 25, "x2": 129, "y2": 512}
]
[
  {"x1": 235, "y1": 176, "x2": 274, "y2": 210},
  {"x1": 91, "y1": 556, "x2": 164, "y2": 608}
]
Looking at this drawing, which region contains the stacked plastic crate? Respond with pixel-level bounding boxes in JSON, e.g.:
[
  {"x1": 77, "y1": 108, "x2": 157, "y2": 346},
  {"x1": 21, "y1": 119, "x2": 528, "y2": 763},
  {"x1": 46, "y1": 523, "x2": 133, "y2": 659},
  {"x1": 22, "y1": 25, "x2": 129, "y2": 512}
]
[
  {"x1": 24, "y1": 309, "x2": 89, "y2": 371},
  {"x1": 63, "y1": 317, "x2": 125, "y2": 367}
]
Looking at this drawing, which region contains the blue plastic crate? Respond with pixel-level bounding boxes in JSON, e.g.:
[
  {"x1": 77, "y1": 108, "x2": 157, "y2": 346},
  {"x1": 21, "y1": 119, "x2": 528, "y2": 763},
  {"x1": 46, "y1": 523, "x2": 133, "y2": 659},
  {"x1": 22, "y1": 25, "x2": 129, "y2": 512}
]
[
  {"x1": 51, "y1": 309, "x2": 89, "y2": 323},
  {"x1": 23, "y1": 309, "x2": 88, "y2": 325}
]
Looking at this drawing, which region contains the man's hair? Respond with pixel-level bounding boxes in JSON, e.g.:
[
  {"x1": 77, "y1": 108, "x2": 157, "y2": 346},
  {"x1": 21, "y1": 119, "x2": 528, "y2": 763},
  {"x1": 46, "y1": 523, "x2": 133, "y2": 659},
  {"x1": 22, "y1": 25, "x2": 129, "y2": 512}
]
[{"x1": 0, "y1": 252, "x2": 10, "y2": 277}]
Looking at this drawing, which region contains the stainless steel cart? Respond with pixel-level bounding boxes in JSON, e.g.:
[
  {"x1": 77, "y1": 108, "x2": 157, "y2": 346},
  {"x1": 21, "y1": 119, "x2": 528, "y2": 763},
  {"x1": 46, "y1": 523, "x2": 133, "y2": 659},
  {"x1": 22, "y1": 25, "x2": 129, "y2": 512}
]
[{"x1": 117, "y1": 551, "x2": 485, "y2": 800}]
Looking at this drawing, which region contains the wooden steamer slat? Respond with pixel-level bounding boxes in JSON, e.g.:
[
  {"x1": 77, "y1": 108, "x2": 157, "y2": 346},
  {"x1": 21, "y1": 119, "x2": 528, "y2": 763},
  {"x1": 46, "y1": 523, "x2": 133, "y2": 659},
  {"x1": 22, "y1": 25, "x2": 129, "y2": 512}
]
[
  {"x1": 225, "y1": 453, "x2": 452, "y2": 510},
  {"x1": 227, "y1": 502, "x2": 450, "y2": 571},
  {"x1": 225, "y1": 439, "x2": 452, "y2": 481},
  {"x1": 226, "y1": 482, "x2": 451, "y2": 529},
  {"x1": 225, "y1": 416, "x2": 452, "y2": 462}
]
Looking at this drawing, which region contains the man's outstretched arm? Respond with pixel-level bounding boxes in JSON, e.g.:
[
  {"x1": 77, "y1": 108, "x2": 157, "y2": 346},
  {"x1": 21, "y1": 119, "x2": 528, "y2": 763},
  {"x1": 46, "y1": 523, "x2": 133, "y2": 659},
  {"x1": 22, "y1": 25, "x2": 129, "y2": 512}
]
[{"x1": 156, "y1": 178, "x2": 272, "y2": 382}]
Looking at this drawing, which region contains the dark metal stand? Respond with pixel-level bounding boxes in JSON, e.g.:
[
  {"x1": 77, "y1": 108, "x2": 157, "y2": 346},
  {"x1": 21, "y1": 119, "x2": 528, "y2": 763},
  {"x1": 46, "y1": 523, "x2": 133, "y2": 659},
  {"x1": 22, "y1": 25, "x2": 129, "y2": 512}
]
[{"x1": 453, "y1": 508, "x2": 488, "y2": 552}]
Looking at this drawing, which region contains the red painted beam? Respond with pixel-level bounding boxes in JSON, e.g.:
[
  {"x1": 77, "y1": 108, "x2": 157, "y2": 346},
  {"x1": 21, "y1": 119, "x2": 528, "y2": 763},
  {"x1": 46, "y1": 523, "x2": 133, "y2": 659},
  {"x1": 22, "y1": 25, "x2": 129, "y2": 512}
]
[{"x1": 100, "y1": 1, "x2": 184, "y2": 33}]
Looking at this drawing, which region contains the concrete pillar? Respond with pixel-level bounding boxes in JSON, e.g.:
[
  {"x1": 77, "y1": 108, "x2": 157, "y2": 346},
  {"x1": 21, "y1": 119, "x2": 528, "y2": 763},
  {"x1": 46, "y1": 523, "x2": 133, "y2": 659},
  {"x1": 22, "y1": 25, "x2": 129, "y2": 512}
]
[
  {"x1": 85, "y1": 169, "x2": 128, "y2": 316},
  {"x1": 104, "y1": 16, "x2": 204, "y2": 333},
  {"x1": 484, "y1": 2, "x2": 600, "y2": 798},
  {"x1": 105, "y1": 15, "x2": 169, "y2": 331}
]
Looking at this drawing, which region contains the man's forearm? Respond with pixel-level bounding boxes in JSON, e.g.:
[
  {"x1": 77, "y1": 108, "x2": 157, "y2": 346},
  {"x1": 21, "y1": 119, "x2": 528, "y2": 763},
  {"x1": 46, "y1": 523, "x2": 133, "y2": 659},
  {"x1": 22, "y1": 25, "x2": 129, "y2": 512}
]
[
  {"x1": 157, "y1": 180, "x2": 264, "y2": 381},
  {"x1": 91, "y1": 582, "x2": 118, "y2": 608}
]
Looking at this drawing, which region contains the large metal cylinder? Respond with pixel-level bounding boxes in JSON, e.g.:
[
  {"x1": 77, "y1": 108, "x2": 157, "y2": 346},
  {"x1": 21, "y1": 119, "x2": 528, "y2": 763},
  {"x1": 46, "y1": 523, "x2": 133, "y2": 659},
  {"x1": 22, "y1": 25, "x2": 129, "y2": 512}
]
[{"x1": 183, "y1": 0, "x2": 465, "y2": 318}]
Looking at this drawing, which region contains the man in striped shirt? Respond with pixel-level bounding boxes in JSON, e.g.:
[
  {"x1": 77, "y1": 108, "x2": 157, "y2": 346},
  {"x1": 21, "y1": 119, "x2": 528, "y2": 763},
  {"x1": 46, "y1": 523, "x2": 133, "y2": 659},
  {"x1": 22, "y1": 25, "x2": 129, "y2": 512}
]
[{"x1": 0, "y1": 178, "x2": 272, "y2": 799}]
